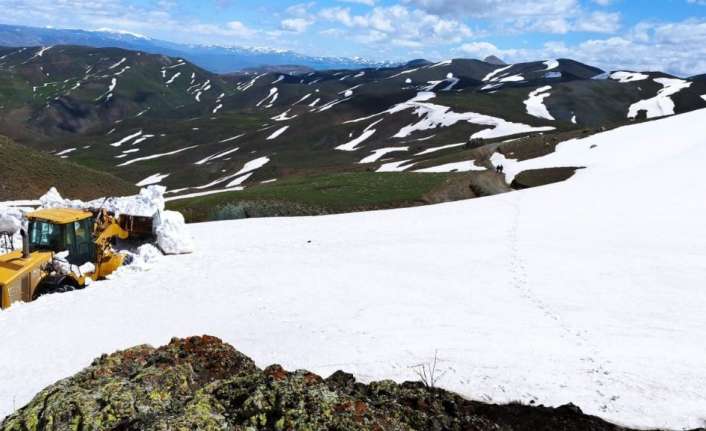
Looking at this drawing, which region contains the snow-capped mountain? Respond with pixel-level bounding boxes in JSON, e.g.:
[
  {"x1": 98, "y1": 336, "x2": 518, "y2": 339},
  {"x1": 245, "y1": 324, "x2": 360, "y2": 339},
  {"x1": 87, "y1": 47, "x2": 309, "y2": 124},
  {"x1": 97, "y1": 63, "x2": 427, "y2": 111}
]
[{"x1": 0, "y1": 24, "x2": 398, "y2": 73}]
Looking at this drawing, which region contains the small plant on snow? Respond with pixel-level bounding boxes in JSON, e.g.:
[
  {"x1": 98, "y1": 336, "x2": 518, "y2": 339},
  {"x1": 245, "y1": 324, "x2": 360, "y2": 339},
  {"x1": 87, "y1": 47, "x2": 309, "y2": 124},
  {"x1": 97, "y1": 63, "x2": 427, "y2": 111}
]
[{"x1": 410, "y1": 350, "x2": 447, "y2": 390}]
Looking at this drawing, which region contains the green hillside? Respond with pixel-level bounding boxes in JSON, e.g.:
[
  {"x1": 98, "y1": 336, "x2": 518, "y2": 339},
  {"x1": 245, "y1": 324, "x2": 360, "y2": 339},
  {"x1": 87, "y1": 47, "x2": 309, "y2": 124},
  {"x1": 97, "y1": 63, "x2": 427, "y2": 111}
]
[{"x1": 0, "y1": 135, "x2": 137, "y2": 200}]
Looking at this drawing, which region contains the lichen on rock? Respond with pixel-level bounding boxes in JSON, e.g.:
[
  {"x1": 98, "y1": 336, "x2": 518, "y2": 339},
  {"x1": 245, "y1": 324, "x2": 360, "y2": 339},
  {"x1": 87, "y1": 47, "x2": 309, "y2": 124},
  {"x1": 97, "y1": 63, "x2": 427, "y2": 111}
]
[{"x1": 1, "y1": 336, "x2": 646, "y2": 430}]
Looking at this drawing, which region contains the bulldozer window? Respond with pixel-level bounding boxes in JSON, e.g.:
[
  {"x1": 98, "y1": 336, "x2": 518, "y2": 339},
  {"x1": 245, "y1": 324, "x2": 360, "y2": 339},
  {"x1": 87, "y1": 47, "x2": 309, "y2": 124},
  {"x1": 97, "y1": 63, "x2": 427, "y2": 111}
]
[
  {"x1": 29, "y1": 221, "x2": 64, "y2": 252},
  {"x1": 71, "y1": 219, "x2": 96, "y2": 265}
]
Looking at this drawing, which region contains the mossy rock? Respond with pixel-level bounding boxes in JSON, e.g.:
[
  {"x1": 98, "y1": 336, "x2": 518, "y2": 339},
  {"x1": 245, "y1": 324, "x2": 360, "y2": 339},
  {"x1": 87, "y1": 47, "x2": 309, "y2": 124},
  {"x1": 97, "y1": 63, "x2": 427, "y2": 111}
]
[{"x1": 1, "y1": 336, "x2": 655, "y2": 431}]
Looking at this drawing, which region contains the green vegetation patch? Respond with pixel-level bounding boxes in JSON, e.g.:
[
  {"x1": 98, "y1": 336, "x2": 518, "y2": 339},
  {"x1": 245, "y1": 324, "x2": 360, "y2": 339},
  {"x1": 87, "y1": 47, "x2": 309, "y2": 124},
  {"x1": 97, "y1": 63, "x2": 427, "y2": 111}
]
[
  {"x1": 168, "y1": 172, "x2": 459, "y2": 222},
  {"x1": 0, "y1": 135, "x2": 138, "y2": 200}
]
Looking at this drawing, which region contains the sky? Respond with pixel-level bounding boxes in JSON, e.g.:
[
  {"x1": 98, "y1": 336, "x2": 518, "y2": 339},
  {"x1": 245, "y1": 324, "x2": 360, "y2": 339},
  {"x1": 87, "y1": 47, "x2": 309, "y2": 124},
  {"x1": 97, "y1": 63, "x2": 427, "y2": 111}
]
[{"x1": 1, "y1": 0, "x2": 705, "y2": 75}]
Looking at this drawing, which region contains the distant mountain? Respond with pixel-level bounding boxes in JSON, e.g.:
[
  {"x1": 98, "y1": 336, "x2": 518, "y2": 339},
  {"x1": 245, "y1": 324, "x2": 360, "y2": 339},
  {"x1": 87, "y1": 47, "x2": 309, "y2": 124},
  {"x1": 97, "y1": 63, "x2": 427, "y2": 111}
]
[
  {"x1": 0, "y1": 23, "x2": 399, "y2": 73},
  {"x1": 405, "y1": 59, "x2": 434, "y2": 67},
  {"x1": 235, "y1": 65, "x2": 315, "y2": 76},
  {"x1": 484, "y1": 55, "x2": 507, "y2": 66}
]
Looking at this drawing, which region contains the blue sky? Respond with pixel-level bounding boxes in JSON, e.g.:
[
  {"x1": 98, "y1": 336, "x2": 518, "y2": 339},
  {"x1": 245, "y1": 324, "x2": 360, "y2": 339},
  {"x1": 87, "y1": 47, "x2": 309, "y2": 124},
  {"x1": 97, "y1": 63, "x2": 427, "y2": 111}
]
[{"x1": 2, "y1": 0, "x2": 705, "y2": 75}]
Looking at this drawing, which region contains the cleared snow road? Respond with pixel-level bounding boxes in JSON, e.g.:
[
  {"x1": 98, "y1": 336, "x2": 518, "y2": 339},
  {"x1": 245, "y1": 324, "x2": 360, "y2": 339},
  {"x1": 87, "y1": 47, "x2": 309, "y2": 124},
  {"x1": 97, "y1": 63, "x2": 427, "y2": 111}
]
[{"x1": 1, "y1": 110, "x2": 706, "y2": 428}]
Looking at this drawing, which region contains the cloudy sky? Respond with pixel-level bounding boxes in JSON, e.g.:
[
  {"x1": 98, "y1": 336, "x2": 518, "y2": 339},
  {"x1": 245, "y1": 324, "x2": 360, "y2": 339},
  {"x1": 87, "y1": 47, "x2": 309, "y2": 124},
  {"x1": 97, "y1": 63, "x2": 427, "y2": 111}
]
[{"x1": 2, "y1": 0, "x2": 705, "y2": 75}]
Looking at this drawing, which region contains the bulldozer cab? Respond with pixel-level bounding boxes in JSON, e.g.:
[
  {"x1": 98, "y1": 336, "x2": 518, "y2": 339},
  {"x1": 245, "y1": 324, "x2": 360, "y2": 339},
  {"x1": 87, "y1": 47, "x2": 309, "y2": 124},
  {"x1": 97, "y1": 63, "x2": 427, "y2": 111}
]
[{"x1": 27, "y1": 209, "x2": 96, "y2": 266}]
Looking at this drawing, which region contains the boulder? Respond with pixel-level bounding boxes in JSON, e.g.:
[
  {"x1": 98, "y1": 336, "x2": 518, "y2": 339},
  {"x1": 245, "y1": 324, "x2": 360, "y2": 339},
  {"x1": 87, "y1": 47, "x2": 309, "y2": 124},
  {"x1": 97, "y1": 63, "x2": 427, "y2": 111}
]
[{"x1": 1, "y1": 336, "x2": 659, "y2": 431}]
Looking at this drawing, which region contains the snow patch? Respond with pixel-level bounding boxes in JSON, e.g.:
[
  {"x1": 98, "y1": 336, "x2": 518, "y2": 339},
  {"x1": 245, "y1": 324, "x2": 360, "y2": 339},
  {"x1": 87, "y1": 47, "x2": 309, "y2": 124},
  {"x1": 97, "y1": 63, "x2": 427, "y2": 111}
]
[
  {"x1": 136, "y1": 173, "x2": 170, "y2": 187},
  {"x1": 628, "y1": 78, "x2": 692, "y2": 119},
  {"x1": 336, "y1": 128, "x2": 377, "y2": 152},
  {"x1": 499, "y1": 75, "x2": 524, "y2": 83},
  {"x1": 610, "y1": 71, "x2": 649, "y2": 83},
  {"x1": 271, "y1": 109, "x2": 298, "y2": 122},
  {"x1": 415, "y1": 160, "x2": 484, "y2": 173},
  {"x1": 256, "y1": 87, "x2": 279, "y2": 108},
  {"x1": 389, "y1": 92, "x2": 554, "y2": 139},
  {"x1": 117, "y1": 146, "x2": 198, "y2": 167},
  {"x1": 482, "y1": 64, "x2": 512, "y2": 82},
  {"x1": 110, "y1": 131, "x2": 143, "y2": 147},
  {"x1": 376, "y1": 160, "x2": 416, "y2": 172},
  {"x1": 388, "y1": 68, "x2": 419, "y2": 79},
  {"x1": 55, "y1": 148, "x2": 76, "y2": 157},
  {"x1": 543, "y1": 60, "x2": 559, "y2": 71},
  {"x1": 415, "y1": 142, "x2": 465, "y2": 156},
  {"x1": 267, "y1": 126, "x2": 290, "y2": 140},
  {"x1": 195, "y1": 147, "x2": 240, "y2": 165},
  {"x1": 292, "y1": 93, "x2": 311, "y2": 105},
  {"x1": 359, "y1": 147, "x2": 408, "y2": 164},
  {"x1": 524, "y1": 86, "x2": 555, "y2": 121}
]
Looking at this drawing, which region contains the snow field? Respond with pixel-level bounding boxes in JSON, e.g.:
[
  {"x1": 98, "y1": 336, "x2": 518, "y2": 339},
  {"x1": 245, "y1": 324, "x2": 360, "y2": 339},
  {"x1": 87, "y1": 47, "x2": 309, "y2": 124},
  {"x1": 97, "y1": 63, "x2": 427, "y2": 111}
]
[
  {"x1": 3, "y1": 107, "x2": 705, "y2": 428},
  {"x1": 0, "y1": 111, "x2": 705, "y2": 428}
]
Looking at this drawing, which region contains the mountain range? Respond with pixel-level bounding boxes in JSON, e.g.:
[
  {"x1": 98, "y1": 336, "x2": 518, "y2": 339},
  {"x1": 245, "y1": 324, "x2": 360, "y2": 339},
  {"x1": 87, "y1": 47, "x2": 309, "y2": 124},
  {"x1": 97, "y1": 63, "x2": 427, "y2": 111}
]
[
  {"x1": 0, "y1": 24, "x2": 398, "y2": 73},
  {"x1": 0, "y1": 43, "x2": 704, "y2": 215}
]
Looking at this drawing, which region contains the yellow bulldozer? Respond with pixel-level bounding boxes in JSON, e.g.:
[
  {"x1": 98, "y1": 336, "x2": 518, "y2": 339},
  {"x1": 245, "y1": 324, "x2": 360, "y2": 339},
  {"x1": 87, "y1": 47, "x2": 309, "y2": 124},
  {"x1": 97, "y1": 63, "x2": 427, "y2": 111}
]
[{"x1": 0, "y1": 207, "x2": 153, "y2": 310}]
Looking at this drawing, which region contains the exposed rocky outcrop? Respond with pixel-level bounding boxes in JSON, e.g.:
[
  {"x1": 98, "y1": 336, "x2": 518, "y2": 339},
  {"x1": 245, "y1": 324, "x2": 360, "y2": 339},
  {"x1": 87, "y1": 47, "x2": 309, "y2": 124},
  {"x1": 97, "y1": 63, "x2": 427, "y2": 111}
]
[{"x1": 0, "y1": 336, "x2": 677, "y2": 430}]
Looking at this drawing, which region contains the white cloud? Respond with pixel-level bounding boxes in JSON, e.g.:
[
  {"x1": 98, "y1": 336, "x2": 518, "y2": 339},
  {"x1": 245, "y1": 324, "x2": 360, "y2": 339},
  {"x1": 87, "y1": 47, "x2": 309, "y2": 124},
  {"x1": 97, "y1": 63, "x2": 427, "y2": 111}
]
[
  {"x1": 576, "y1": 11, "x2": 621, "y2": 33},
  {"x1": 281, "y1": 18, "x2": 314, "y2": 33},
  {"x1": 319, "y1": 5, "x2": 473, "y2": 47},
  {"x1": 454, "y1": 18, "x2": 706, "y2": 77},
  {"x1": 403, "y1": 0, "x2": 620, "y2": 35},
  {"x1": 338, "y1": 0, "x2": 376, "y2": 5},
  {"x1": 403, "y1": 0, "x2": 579, "y2": 18}
]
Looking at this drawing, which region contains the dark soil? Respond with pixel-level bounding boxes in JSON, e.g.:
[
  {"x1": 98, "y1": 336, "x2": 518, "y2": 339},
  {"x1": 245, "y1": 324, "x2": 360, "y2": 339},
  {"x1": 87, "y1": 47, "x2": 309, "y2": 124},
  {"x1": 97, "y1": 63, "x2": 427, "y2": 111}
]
[{"x1": 512, "y1": 167, "x2": 583, "y2": 189}]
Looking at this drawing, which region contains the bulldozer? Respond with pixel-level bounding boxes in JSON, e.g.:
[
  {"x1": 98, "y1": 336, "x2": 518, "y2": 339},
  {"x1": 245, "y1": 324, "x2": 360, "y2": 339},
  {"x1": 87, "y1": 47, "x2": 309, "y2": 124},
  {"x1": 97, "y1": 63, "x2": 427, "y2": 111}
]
[{"x1": 0, "y1": 207, "x2": 153, "y2": 310}]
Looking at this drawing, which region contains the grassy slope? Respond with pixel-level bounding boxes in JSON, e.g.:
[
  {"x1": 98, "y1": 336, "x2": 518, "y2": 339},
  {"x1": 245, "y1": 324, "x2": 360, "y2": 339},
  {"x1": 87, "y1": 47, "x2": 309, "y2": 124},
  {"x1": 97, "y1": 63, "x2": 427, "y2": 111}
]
[
  {"x1": 0, "y1": 135, "x2": 138, "y2": 200},
  {"x1": 168, "y1": 172, "x2": 465, "y2": 222}
]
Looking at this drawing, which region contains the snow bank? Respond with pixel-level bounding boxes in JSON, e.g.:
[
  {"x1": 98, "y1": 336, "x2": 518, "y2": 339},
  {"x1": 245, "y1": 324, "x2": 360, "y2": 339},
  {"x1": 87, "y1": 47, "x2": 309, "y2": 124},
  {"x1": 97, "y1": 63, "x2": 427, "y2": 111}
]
[
  {"x1": 110, "y1": 244, "x2": 163, "y2": 275},
  {"x1": 92, "y1": 186, "x2": 165, "y2": 218},
  {"x1": 154, "y1": 211, "x2": 194, "y2": 255},
  {"x1": 0, "y1": 205, "x2": 22, "y2": 234},
  {"x1": 17, "y1": 186, "x2": 192, "y2": 256}
]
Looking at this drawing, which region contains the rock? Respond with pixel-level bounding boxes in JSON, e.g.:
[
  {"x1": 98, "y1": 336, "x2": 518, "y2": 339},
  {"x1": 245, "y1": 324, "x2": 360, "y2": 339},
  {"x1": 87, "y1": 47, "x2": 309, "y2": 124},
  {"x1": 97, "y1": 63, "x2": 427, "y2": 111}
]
[{"x1": 0, "y1": 336, "x2": 664, "y2": 431}]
